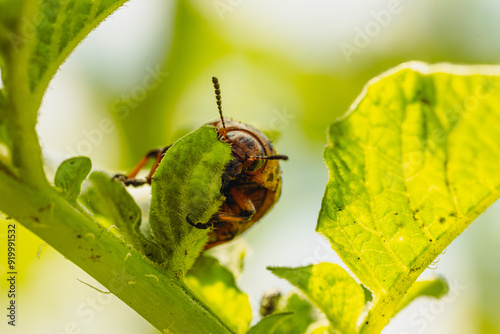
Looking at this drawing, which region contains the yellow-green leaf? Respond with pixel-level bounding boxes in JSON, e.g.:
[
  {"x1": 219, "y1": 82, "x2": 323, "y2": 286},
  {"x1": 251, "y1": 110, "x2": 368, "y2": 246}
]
[
  {"x1": 318, "y1": 62, "x2": 500, "y2": 333},
  {"x1": 395, "y1": 276, "x2": 449, "y2": 315},
  {"x1": 272, "y1": 293, "x2": 315, "y2": 334},
  {"x1": 269, "y1": 263, "x2": 365, "y2": 334},
  {"x1": 185, "y1": 254, "x2": 251, "y2": 334},
  {"x1": 247, "y1": 313, "x2": 294, "y2": 334}
]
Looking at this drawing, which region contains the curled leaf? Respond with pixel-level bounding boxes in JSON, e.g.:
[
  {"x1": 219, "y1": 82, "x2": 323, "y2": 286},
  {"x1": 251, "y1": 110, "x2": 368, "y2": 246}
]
[
  {"x1": 54, "y1": 156, "x2": 91, "y2": 204},
  {"x1": 149, "y1": 125, "x2": 232, "y2": 275}
]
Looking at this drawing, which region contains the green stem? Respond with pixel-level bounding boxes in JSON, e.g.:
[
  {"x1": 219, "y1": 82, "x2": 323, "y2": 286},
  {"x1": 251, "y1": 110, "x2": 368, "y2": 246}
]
[
  {"x1": 0, "y1": 172, "x2": 233, "y2": 334},
  {"x1": 359, "y1": 294, "x2": 396, "y2": 334},
  {"x1": 2, "y1": 0, "x2": 47, "y2": 188}
]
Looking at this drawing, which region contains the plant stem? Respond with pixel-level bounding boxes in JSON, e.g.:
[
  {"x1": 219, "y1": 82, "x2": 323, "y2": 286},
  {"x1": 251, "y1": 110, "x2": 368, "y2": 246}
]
[
  {"x1": 0, "y1": 172, "x2": 233, "y2": 334},
  {"x1": 358, "y1": 294, "x2": 395, "y2": 334},
  {"x1": 1, "y1": 0, "x2": 47, "y2": 188}
]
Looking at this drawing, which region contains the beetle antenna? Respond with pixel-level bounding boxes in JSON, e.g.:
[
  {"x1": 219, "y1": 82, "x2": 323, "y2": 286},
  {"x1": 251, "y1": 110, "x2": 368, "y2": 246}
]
[
  {"x1": 212, "y1": 76, "x2": 228, "y2": 141},
  {"x1": 252, "y1": 155, "x2": 289, "y2": 161}
]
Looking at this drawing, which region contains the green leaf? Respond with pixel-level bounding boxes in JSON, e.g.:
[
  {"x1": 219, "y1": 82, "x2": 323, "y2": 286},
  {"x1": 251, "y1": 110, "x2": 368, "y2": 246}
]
[
  {"x1": 0, "y1": 0, "x2": 129, "y2": 186},
  {"x1": 269, "y1": 263, "x2": 365, "y2": 334},
  {"x1": 272, "y1": 293, "x2": 315, "y2": 334},
  {"x1": 83, "y1": 171, "x2": 164, "y2": 262},
  {"x1": 318, "y1": 62, "x2": 500, "y2": 333},
  {"x1": 0, "y1": 0, "x2": 129, "y2": 96},
  {"x1": 247, "y1": 313, "x2": 294, "y2": 334},
  {"x1": 185, "y1": 254, "x2": 251, "y2": 334},
  {"x1": 360, "y1": 284, "x2": 373, "y2": 304},
  {"x1": 394, "y1": 276, "x2": 449, "y2": 315},
  {"x1": 149, "y1": 125, "x2": 232, "y2": 276},
  {"x1": 54, "y1": 156, "x2": 91, "y2": 203}
]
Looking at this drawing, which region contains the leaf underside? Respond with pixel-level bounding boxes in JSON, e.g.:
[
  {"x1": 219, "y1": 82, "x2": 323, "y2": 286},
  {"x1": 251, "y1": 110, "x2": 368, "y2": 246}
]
[{"x1": 316, "y1": 62, "x2": 500, "y2": 330}]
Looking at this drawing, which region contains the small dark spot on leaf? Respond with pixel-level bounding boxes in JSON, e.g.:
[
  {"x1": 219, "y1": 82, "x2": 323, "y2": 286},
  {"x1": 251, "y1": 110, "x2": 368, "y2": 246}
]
[
  {"x1": 70, "y1": 161, "x2": 75, "y2": 165},
  {"x1": 38, "y1": 205, "x2": 50, "y2": 212},
  {"x1": 366, "y1": 321, "x2": 369, "y2": 325},
  {"x1": 31, "y1": 216, "x2": 40, "y2": 223},
  {"x1": 439, "y1": 217, "x2": 446, "y2": 223},
  {"x1": 395, "y1": 212, "x2": 398, "y2": 215},
  {"x1": 449, "y1": 212, "x2": 457, "y2": 218},
  {"x1": 90, "y1": 254, "x2": 101, "y2": 262},
  {"x1": 337, "y1": 208, "x2": 342, "y2": 211},
  {"x1": 77, "y1": 235, "x2": 81, "y2": 238},
  {"x1": 129, "y1": 215, "x2": 134, "y2": 220},
  {"x1": 415, "y1": 209, "x2": 419, "y2": 213},
  {"x1": 357, "y1": 257, "x2": 360, "y2": 260},
  {"x1": 429, "y1": 239, "x2": 433, "y2": 242}
]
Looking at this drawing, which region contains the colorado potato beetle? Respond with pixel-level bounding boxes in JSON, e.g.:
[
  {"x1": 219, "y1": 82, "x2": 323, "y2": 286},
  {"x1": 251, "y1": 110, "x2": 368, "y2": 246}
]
[{"x1": 116, "y1": 77, "x2": 288, "y2": 249}]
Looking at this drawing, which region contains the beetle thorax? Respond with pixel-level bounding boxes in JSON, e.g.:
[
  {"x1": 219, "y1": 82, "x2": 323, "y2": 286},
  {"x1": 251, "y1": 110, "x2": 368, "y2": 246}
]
[{"x1": 226, "y1": 130, "x2": 267, "y2": 172}]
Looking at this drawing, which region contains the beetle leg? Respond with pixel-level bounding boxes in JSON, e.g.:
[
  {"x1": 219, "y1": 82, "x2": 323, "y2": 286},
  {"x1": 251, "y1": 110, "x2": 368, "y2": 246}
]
[
  {"x1": 114, "y1": 146, "x2": 170, "y2": 187},
  {"x1": 230, "y1": 187, "x2": 256, "y2": 218},
  {"x1": 186, "y1": 214, "x2": 214, "y2": 229},
  {"x1": 185, "y1": 189, "x2": 255, "y2": 238},
  {"x1": 145, "y1": 145, "x2": 171, "y2": 183}
]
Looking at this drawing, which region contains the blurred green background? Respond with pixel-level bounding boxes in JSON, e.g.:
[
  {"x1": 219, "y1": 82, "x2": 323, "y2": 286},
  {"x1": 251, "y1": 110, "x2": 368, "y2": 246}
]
[{"x1": 1, "y1": 0, "x2": 500, "y2": 333}]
